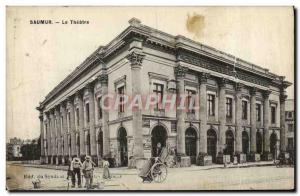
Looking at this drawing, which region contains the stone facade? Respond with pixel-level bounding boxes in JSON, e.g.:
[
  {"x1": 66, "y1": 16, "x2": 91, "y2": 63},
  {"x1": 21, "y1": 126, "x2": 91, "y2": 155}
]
[
  {"x1": 37, "y1": 18, "x2": 292, "y2": 167},
  {"x1": 285, "y1": 99, "x2": 294, "y2": 157}
]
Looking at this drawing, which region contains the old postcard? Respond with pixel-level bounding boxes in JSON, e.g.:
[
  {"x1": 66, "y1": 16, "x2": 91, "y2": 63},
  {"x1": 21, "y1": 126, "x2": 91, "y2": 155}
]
[{"x1": 6, "y1": 6, "x2": 295, "y2": 191}]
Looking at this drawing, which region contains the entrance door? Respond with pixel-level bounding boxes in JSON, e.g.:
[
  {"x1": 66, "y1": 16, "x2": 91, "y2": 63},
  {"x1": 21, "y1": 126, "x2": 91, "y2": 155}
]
[
  {"x1": 151, "y1": 125, "x2": 167, "y2": 157},
  {"x1": 270, "y1": 133, "x2": 277, "y2": 159},
  {"x1": 207, "y1": 129, "x2": 217, "y2": 163},
  {"x1": 256, "y1": 132, "x2": 263, "y2": 154},
  {"x1": 185, "y1": 128, "x2": 197, "y2": 164},
  {"x1": 242, "y1": 131, "x2": 249, "y2": 154},
  {"x1": 118, "y1": 127, "x2": 128, "y2": 166},
  {"x1": 225, "y1": 130, "x2": 234, "y2": 158}
]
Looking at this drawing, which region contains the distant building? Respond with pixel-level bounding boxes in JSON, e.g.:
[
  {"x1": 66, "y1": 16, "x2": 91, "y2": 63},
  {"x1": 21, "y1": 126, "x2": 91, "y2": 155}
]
[
  {"x1": 7, "y1": 137, "x2": 23, "y2": 159},
  {"x1": 285, "y1": 99, "x2": 294, "y2": 153}
]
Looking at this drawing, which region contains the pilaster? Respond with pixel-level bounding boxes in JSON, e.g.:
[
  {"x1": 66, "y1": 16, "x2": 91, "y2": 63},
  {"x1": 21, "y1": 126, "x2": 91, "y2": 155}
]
[
  {"x1": 98, "y1": 72, "x2": 110, "y2": 157},
  {"x1": 250, "y1": 87, "x2": 257, "y2": 153},
  {"x1": 127, "y1": 51, "x2": 145, "y2": 158},
  {"x1": 235, "y1": 83, "x2": 243, "y2": 154},
  {"x1": 263, "y1": 90, "x2": 271, "y2": 154},
  {"x1": 174, "y1": 63, "x2": 188, "y2": 156},
  {"x1": 199, "y1": 72, "x2": 209, "y2": 153},
  {"x1": 217, "y1": 78, "x2": 228, "y2": 155}
]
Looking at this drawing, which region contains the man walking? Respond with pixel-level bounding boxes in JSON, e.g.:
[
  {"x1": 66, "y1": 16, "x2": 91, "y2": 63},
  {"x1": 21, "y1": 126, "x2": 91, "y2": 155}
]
[
  {"x1": 70, "y1": 157, "x2": 83, "y2": 188},
  {"x1": 82, "y1": 156, "x2": 96, "y2": 189}
]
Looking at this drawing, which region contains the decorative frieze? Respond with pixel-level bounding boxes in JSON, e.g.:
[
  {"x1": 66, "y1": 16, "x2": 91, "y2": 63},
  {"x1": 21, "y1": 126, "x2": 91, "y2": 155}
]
[{"x1": 177, "y1": 51, "x2": 271, "y2": 87}]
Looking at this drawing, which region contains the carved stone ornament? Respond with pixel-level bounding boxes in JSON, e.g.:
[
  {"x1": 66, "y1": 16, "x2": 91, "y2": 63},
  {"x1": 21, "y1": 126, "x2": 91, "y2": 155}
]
[
  {"x1": 126, "y1": 51, "x2": 145, "y2": 67},
  {"x1": 235, "y1": 82, "x2": 244, "y2": 92},
  {"x1": 98, "y1": 73, "x2": 108, "y2": 85},
  {"x1": 217, "y1": 77, "x2": 228, "y2": 88},
  {"x1": 199, "y1": 72, "x2": 210, "y2": 84},
  {"x1": 174, "y1": 64, "x2": 188, "y2": 78},
  {"x1": 280, "y1": 94, "x2": 287, "y2": 103},
  {"x1": 262, "y1": 89, "x2": 272, "y2": 99},
  {"x1": 249, "y1": 87, "x2": 257, "y2": 96}
]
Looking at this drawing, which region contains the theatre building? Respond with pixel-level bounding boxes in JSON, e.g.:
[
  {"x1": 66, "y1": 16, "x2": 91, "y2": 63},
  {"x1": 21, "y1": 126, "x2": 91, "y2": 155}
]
[{"x1": 37, "y1": 18, "x2": 292, "y2": 167}]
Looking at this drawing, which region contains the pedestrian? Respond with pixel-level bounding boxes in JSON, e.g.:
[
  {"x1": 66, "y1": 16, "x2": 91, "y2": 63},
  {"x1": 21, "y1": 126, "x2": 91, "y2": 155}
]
[
  {"x1": 82, "y1": 156, "x2": 96, "y2": 189},
  {"x1": 102, "y1": 158, "x2": 111, "y2": 179},
  {"x1": 70, "y1": 156, "x2": 83, "y2": 188}
]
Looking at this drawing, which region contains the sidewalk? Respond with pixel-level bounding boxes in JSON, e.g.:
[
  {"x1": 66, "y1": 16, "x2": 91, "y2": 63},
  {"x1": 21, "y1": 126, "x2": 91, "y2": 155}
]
[{"x1": 8, "y1": 160, "x2": 275, "y2": 175}]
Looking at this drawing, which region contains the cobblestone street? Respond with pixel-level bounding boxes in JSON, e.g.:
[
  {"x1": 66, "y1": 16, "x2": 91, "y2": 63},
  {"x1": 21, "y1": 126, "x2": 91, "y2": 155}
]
[{"x1": 6, "y1": 163, "x2": 294, "y2": 191}]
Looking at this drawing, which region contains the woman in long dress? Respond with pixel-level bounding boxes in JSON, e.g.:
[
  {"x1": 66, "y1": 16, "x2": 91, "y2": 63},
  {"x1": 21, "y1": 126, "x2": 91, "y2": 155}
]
[{"x1": 102, "y1": 159, "x2": 111, "y2": 179}]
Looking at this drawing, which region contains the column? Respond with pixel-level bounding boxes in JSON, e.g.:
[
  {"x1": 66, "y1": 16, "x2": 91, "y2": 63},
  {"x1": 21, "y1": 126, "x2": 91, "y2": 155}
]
[
  {"x1": 86, "y1": 82, "x2": 97, "y2": 160},
  {"x1": 235, "y1": 83, "x2": 243, "y2": 154},
  {"x1": 98, "y1": 72, "x2": 110, "y2": 157},
  {"x1": 75, "y1": 90, "x2": 85, "y2": 159},
  {"x1": 45, "y1": 113, "x2": 51, "y2": 164},
  {"x1": 174, "y1": 63, "x2": 188, "y2": 156},
  {"x1": 280, "y1": 93, "x2": 287, "y2": 152},
  {"x1": 38, "y1": 110, "x2": 45, "y2": 163},
  {"x1": 60, "y1": 103, "x2": 67, "y2": 165},
  {"x1": 127, "y1": 51, "x2": 145, "y2": 158},
  {"x1": 263, "y1": 90, "x2": 271, "y2": 156},
  {"x1": 67, "y1": 97, "x2": 76, "y2": 157},
  {"x1": 54, "y1": 106, "x2": 60, "y2": 165},
  {"x1": 199, "y1": 73, "x2": 209, "y2": 153},
  {"x1": 250, "y1": 87, "x2": 257, "y2": 154},
  {"x1": 217, "y1": 78, "x2": 227, "y2": 156}
]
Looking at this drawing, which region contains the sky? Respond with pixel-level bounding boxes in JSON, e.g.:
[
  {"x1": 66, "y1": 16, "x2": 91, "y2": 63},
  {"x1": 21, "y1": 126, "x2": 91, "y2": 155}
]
[{"x1": 6, "y1": 6, "x2": 294, "y2": 140}]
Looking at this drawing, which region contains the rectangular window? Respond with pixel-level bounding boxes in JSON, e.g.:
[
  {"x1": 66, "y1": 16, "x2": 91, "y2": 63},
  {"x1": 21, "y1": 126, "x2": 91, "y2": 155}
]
[
  {"x1": 242, "y1": 100, "x2": 248, "y2": 120},
  {"x1": 288, "y1": 111, "x2": 293, "y2": 119},
  {"x1": 153, "y1": 83, "x2": 164, "y2": 109},
  {"x1": 76, "y1": 108, "x2": 80, "y2": 127},
  {"x1": 288, "y1": 124, "x2": 294, "y2": 132},
  {"x1": 256, "y1": 104, "x2": 261, "y2": 122},
  {"x1": 271, "y1": 106, "x2": 276, "y2": 124},
  {"x1": 207, "y1": 94, "x2": 215, "y2": 116},
  {"x1": 98, "y1": 97, "x2": 103, "y2": 119},
  {"x1": 226, "y1": 97, "x2": 233, "y2": 118},
  {"x1": 85, "y1": 103, "x2": 90, "y2": 123},
  {"x1": 118, "y1": 86, "x2": 125, "y2": 113},
  {"x1": 187, "y1": 90, "x2": 196, "y2": 114}
]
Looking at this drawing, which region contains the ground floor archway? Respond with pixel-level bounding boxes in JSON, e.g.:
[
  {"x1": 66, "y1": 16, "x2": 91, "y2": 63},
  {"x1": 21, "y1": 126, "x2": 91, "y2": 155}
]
[
  {"x1": 270, "y1": 132, "x2": 277, "y2": 159},
  {"x1": 185, "y1": 127, "x2": 197, "y2": 164},
  {"x1": 207, "y1": 129, "x2": 217, "y2": 163},
  {"x1": 225, "y1": 130, "x2": 234, "y2": 156},
  {"x1": 256, "y1": 132, "x2": 263, "y2": 154},
  {"x1": 242, "y1": 131, "x2": 249, "y2": 154},
  {"x1": 151, "y1": 125, "x2": 167, "y2": 157},
  {"x1": 117, "y1": 127, "x2": 128, "y2": 167}
]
